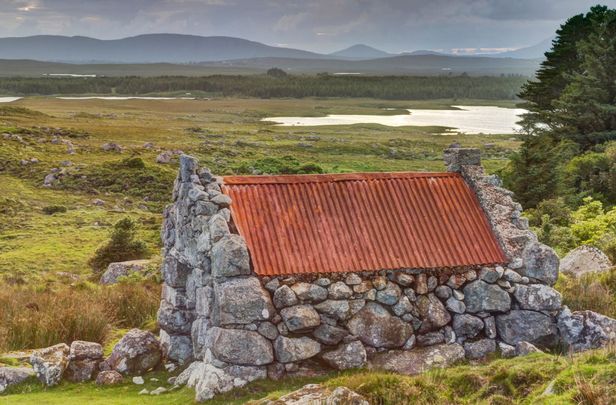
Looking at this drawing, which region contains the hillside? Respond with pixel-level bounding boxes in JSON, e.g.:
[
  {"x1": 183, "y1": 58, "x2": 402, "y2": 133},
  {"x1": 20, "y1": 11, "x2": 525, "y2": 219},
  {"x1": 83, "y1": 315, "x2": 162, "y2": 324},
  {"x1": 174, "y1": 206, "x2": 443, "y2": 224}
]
[
  {"x1": 0, "y1": 34, "x2": 324, "y2": 63},
  {"x1": 329, "y1": 44, "x2": 393, "y2": 59}
]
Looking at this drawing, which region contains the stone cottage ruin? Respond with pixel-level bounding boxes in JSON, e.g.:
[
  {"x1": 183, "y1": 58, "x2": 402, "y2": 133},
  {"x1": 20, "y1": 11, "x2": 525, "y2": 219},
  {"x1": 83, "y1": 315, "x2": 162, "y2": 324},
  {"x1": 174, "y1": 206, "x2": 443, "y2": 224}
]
[{"x1": 158, "y1": 148, "x2": 616, "y2": 401}]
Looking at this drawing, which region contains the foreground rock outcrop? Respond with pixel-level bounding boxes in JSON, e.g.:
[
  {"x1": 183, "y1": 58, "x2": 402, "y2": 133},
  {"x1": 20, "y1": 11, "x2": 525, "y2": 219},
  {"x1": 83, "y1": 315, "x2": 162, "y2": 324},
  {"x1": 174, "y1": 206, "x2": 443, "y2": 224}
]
[{"x1": 559, "y1": 245, "x2": 612, "y2": 277}]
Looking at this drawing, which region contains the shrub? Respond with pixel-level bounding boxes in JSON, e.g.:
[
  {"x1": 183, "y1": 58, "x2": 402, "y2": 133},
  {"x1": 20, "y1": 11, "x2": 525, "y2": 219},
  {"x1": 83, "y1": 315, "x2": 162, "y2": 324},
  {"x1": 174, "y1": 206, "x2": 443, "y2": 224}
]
[
  {"x1": 0, "y1": 280, "x2": 160, "y2": 353},
  {"x1": 233, "y1": 156, "x2": 324, "y2": 175},
  {"x1": 556, "y1": 268, "x2": 616, "y2": 318},
  {"x1": 42, "y1": 205, "x2": 67, "y2": 215},
  {"x1": 88, "y1": 217, "x2": 149, "y2": 273}
]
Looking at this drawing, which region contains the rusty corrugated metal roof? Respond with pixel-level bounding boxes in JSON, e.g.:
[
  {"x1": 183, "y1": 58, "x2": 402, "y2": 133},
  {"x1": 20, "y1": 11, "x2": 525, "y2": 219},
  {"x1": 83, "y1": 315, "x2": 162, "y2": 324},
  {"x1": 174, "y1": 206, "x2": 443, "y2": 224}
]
[{"x1": 222, "y1": 172, "x2": 506, "y2": 276}]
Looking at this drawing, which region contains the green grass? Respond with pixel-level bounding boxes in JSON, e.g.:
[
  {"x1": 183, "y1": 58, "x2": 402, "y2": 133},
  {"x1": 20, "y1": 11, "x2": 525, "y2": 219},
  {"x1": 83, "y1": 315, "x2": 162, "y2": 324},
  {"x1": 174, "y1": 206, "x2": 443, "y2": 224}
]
[{"x1": 2, "y1": 347, "x2": 615, "y2": 404}]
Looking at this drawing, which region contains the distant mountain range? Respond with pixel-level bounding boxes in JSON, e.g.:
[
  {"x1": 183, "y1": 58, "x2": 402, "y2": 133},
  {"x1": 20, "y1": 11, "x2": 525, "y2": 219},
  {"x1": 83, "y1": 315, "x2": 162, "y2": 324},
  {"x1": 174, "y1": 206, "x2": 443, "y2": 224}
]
[
  {"x1": 0, "y1": 34, "x2": 552, "y2": 77},
  {"x1": 0, "y1": 34, "x2": 551, "y2": 63}
]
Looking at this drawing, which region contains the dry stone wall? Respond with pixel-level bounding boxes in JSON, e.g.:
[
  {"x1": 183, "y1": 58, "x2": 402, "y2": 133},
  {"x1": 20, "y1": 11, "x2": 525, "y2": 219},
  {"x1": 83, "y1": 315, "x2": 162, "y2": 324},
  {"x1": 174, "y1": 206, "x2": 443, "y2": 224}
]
[{"x1": 160, "y1": 152, "x2": 616, "y2": 402}]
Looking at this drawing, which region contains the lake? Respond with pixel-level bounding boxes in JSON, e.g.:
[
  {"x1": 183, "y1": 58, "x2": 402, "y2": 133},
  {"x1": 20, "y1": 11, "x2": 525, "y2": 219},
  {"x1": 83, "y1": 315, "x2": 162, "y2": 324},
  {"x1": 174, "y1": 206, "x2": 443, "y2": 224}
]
[
  {"x1": 263, "y1": 105, "x2": 526, "y2": 134},
  {"x1": 0, "y1": 97, "x2": 22, "y2": 103}
]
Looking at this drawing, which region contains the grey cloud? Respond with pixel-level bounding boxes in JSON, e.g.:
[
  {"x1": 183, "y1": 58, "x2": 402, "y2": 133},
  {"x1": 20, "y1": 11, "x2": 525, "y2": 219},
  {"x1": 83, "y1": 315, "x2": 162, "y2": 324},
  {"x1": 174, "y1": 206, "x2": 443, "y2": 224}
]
[{"x1": 0, "y1": 0, "x2": 614, "y2": 52}]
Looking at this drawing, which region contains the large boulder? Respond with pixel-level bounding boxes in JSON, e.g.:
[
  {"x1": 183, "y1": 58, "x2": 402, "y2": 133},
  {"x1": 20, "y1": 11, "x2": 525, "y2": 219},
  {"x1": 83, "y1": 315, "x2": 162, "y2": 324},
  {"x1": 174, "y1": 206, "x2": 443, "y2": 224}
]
[
  {"x1": 274, "y1": 336, "x2": 321, "y2": 363},
  {"x1": 256, "y1": 384, "x2": 368, "y2": 405},
  {"x1": 65, "y1": 341, "x2": 103, "y2": 382},
  {"x1": 520, "y1": 242, "x2": 559, "y2": 285},
  {"x1": 557, "y1": 308, "x2": 616, "y2": 351},
  {"x1": 560, "y1": 246, "x2": 612, "y2": 277},
  {"x1": 496, "y1": 310, "x2": 559, "y2": 347},
  {"x1": 513, "y1": 284, "x2": 562, "y2": 311},
  {"x1": 211, "y1": 235, "x2": 251, "y2": 278},
  {"x1": 369, "y1": 344, "x2": 465, "y2": 375},
  {"x1": 100, "y1": 260, "x2": 150, "y2": 284},
  {"x1": 347, "y1": 302, "x2": 413, "y2": 348},
  {"x1": 208, "y1": 327, "x2": 273, "y2": 366},
  {"x1": 212, "y1": 277, "x2": 274, "y2": 325},
  {"x1": 463, "y1": 280, "x2": 511, "y2": 313},
  {"x1": 29, "y1": 343, "x2": 69, "y2": 386},
  {"x1": 105, "y1": 329, "x2": 162, "y2": 375},
  {"x1": 416, "y1": 294, "x2": 451, "y2": 333},
  {"x1": 463, "y1": 338, "x2": 496, "y2": 360},
  {"x1": 280, "y1": 305, "x2": 321, "y2": 332},
  {"x1": 0, "y1": 367, "x2": 34, "y2": 393},
  {"x1": 321, "y1": 341, "x2": 367, "y2": 370}
]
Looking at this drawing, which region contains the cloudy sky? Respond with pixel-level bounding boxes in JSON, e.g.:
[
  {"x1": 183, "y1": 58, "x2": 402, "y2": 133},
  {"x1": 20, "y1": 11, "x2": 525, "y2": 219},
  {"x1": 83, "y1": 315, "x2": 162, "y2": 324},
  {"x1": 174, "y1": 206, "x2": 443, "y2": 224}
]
[{"x1": 1, "y1": 0, "x2": 615, "y2": 53}]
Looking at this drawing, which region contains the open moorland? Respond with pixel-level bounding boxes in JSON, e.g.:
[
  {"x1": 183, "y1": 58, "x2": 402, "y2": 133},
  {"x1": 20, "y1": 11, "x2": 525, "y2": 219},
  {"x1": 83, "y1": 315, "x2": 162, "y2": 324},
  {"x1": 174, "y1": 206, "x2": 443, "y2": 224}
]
[{"x1": 0, "y1": 96, "x2": 521, "y2": 281}]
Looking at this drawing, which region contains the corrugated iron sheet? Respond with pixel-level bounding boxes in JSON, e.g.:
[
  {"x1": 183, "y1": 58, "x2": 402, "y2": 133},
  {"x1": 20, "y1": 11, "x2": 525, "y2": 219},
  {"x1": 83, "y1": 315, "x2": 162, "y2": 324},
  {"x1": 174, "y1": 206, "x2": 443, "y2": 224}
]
[{"x1": 222, "y1": 172, "x2": 506, "y2": 276}]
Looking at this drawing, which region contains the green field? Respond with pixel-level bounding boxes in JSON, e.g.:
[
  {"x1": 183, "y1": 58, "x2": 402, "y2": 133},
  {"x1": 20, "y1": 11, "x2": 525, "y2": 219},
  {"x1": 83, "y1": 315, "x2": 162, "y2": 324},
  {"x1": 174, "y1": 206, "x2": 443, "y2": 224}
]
[{"x1": 0, "y1": 97, "x2": 521, "y2": 281}]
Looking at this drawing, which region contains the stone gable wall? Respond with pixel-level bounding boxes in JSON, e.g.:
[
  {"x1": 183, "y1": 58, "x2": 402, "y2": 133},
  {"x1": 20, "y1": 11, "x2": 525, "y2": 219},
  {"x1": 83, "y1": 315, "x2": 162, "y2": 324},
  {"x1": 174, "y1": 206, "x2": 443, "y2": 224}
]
[{"x1": 159, "y1": 152, "x2": 616, "y2": 402}]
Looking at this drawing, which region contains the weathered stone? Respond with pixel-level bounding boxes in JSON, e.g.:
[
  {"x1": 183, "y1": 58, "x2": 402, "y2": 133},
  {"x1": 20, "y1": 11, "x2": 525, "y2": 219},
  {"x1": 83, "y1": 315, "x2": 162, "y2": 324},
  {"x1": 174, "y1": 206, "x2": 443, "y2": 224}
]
[
  {"x1": 0, "y1": 367, "x2": 34, "y2": 393},
  {"x1": 162, "y1": 256, "x2": 191, "y2": 288},
  {"x1": 452, "y1": 314, "x2": 484, "y2": 339},
  {"x1": 452, "y1": 289, "x2": 464, "y2": 300},
  {"x1": 444, "y1": 147, "x2": 481, "y2": 172},
  {"x1": 29, "y1": 343, "x2": 69, "y2": 386},
  {"x1": 274, "y1": 336, "x2": 321, "y2": 363},
  {"x1": 463, "y1": 280, "x2": 511, "y2": 313},
  {"x1": 347, "y1": 302, "x2": 413, "y2": 348},
  {"x1": 96, "y1": 370, "x2": 123, "y2": 385},
  {"x1": 484, "y1": 316, "x2": 497, "y2": 339},
  {"x1": 392, "y1": 296, "x2": 413, "y2": 316},
  {"x1": 211, "y1": 193, "x2": 232, "y2": 208},
  {"x1": 349, "y1": 299, "x2": 366, "y2": 315},
  {"x1": 498, "y1": 342, "x2": 516, "y2": 358},
  {"x1": 445, "y1": 296, "x2": 466, "y2": 314},
  {"x1": 416, "y1": 294, "x2": 451, "y2": 333},
  {"x1": 280, "y1": 305, "x2": 321, "y2": 332},
  {"x1": 322, "y1": 341, "x2": 367, "y2": 370},
  {"x1": 372, "y1": 276, "x2": 387, "y2": 290},
  {"x1": 464, "y1": 338, "x2": 496, "y2": 360},
  {"x1": 560, "y1": 245, "x2": 612, "y2": 277},
  {"x1": 159, "y1": 330, "x2": 193, "y2": 364},
  {"x1": 328, "y1": 282, "x2": 353, "y2": 300},
  {"x1": 213, "y1": 277, "x2": 274, "y2": 325},
  {"x1": 106, "y1": 329, "x2": 162, "y2": 375},
  {"x1": 211, "y1": 235, "x2": 251, "y2": 278},
  {"x1": 100, "y1": 260, "x2": 150, "y2": 284},
  {"x1": 393, "y1": 273, "x2": 414, "y2": 287},
  {"x1": 513, "y1": 284, "x2": 562, "y2": 311},
  {"x1": 191, "y1": 317, "x2": 210, "y2": 359},
  {"x1": 369, "y1": 344, "x2": 465, "y2": 375},
  {"x1": 264, "y1": 278, "x2": 280, "y2": 293},
  {"x1": 415, "y1": 273, "x2": 428, "y2": 294},
  {"x1": 261, "y1": 384, "x2": 368, "y2": 405},
  {"x1": 195, "y1": 285, "x2": 213, "y2": 316},
  {"x1": 69, "y1": 340, "x2": 103, "y2": 361},
  {"x1": 314, "y1": 300, "x2": 351, "y2": 321},
  {"x1": 313, "y1": 324, "x2": 348, "y2": 346},
  {"x1": 503, "y1": 269, "x2": 523, "y2": 283},
  {"x1": 345, "y1": 274, "x2": 362, "y2": 285},
  {"x1": 515, "y1": 341, "x2": 542, "y2": 356},
  {"x1": 208, "y1": 327, "x2": 273, "y2": 365},
  {"x1": 193, "y1": 363, "x2": 235, "y2": 401},
  {"x1": 496, "y1": 310, "x2": 558, "y2": 347},
  {"x1": 376, "y1": 282, "x2": 401, "y2": 305},
  {"x1": 273, "y1": 285, "x2": 299, "y2": 309},
  {"x1": 291, "y1": 282, "x2": 328, "y2": 303},
  {"x1": 520, "y1": 241, "x2": 559, "y2": 286},
  {"x1": 354, "y1": 281, "x2": 372, "y2": 294},
  {"x1": 315, "y1": 278, "x2": 331, "y2": 287},
  {"x1": 208, "y1": 214, "x2": 230, "y2": 244},
  {"x1": 416, "y1": 331, "x2": 445, "y2": 346},
  {"x1": 158, "y1": 301, "x2": 195, "y2": 334},
  {"x1": 404, "y1": 288, "x2": 417, "y2": 302},
  {"x1": 435, "y1": 285, "x2": 452, "y2": 300},
  {"x1": 162, "y1": 285, "x2": 188, "y2": 309},
  {"x1": 478, "y1": 267, "x2": 500, "y2": 283},
  {"x1": 258, "y1": 322, "x2": 279, "y2": 340},
  {"x1": 65, "y1": 359, "x2": 100, "y2": 383},
  {"x1": 557, "y1": 308, "x2": 616, "y2": 351}
]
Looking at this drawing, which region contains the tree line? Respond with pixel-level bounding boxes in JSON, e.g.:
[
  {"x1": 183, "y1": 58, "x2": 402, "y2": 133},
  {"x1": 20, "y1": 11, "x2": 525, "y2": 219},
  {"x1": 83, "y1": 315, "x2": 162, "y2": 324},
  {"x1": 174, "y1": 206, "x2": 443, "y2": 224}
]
[{"x1": 0, "y1": 74, "x2": 527, "y2": 100}]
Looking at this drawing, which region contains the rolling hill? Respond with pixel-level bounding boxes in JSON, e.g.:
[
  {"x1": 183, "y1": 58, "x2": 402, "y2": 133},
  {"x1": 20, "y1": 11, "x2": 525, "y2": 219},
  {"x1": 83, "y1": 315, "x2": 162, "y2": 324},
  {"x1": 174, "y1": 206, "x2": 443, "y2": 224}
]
[{"x1": 329, "y1": 44, "x2": 393, "y2": 59}]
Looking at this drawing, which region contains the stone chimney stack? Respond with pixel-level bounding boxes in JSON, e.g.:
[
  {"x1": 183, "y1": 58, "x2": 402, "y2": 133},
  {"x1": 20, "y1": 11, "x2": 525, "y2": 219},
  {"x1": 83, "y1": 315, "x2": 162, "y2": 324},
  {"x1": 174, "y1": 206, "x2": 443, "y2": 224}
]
[{"x1": 443, "y1": 147, "x2": 481, "y2": 172}]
